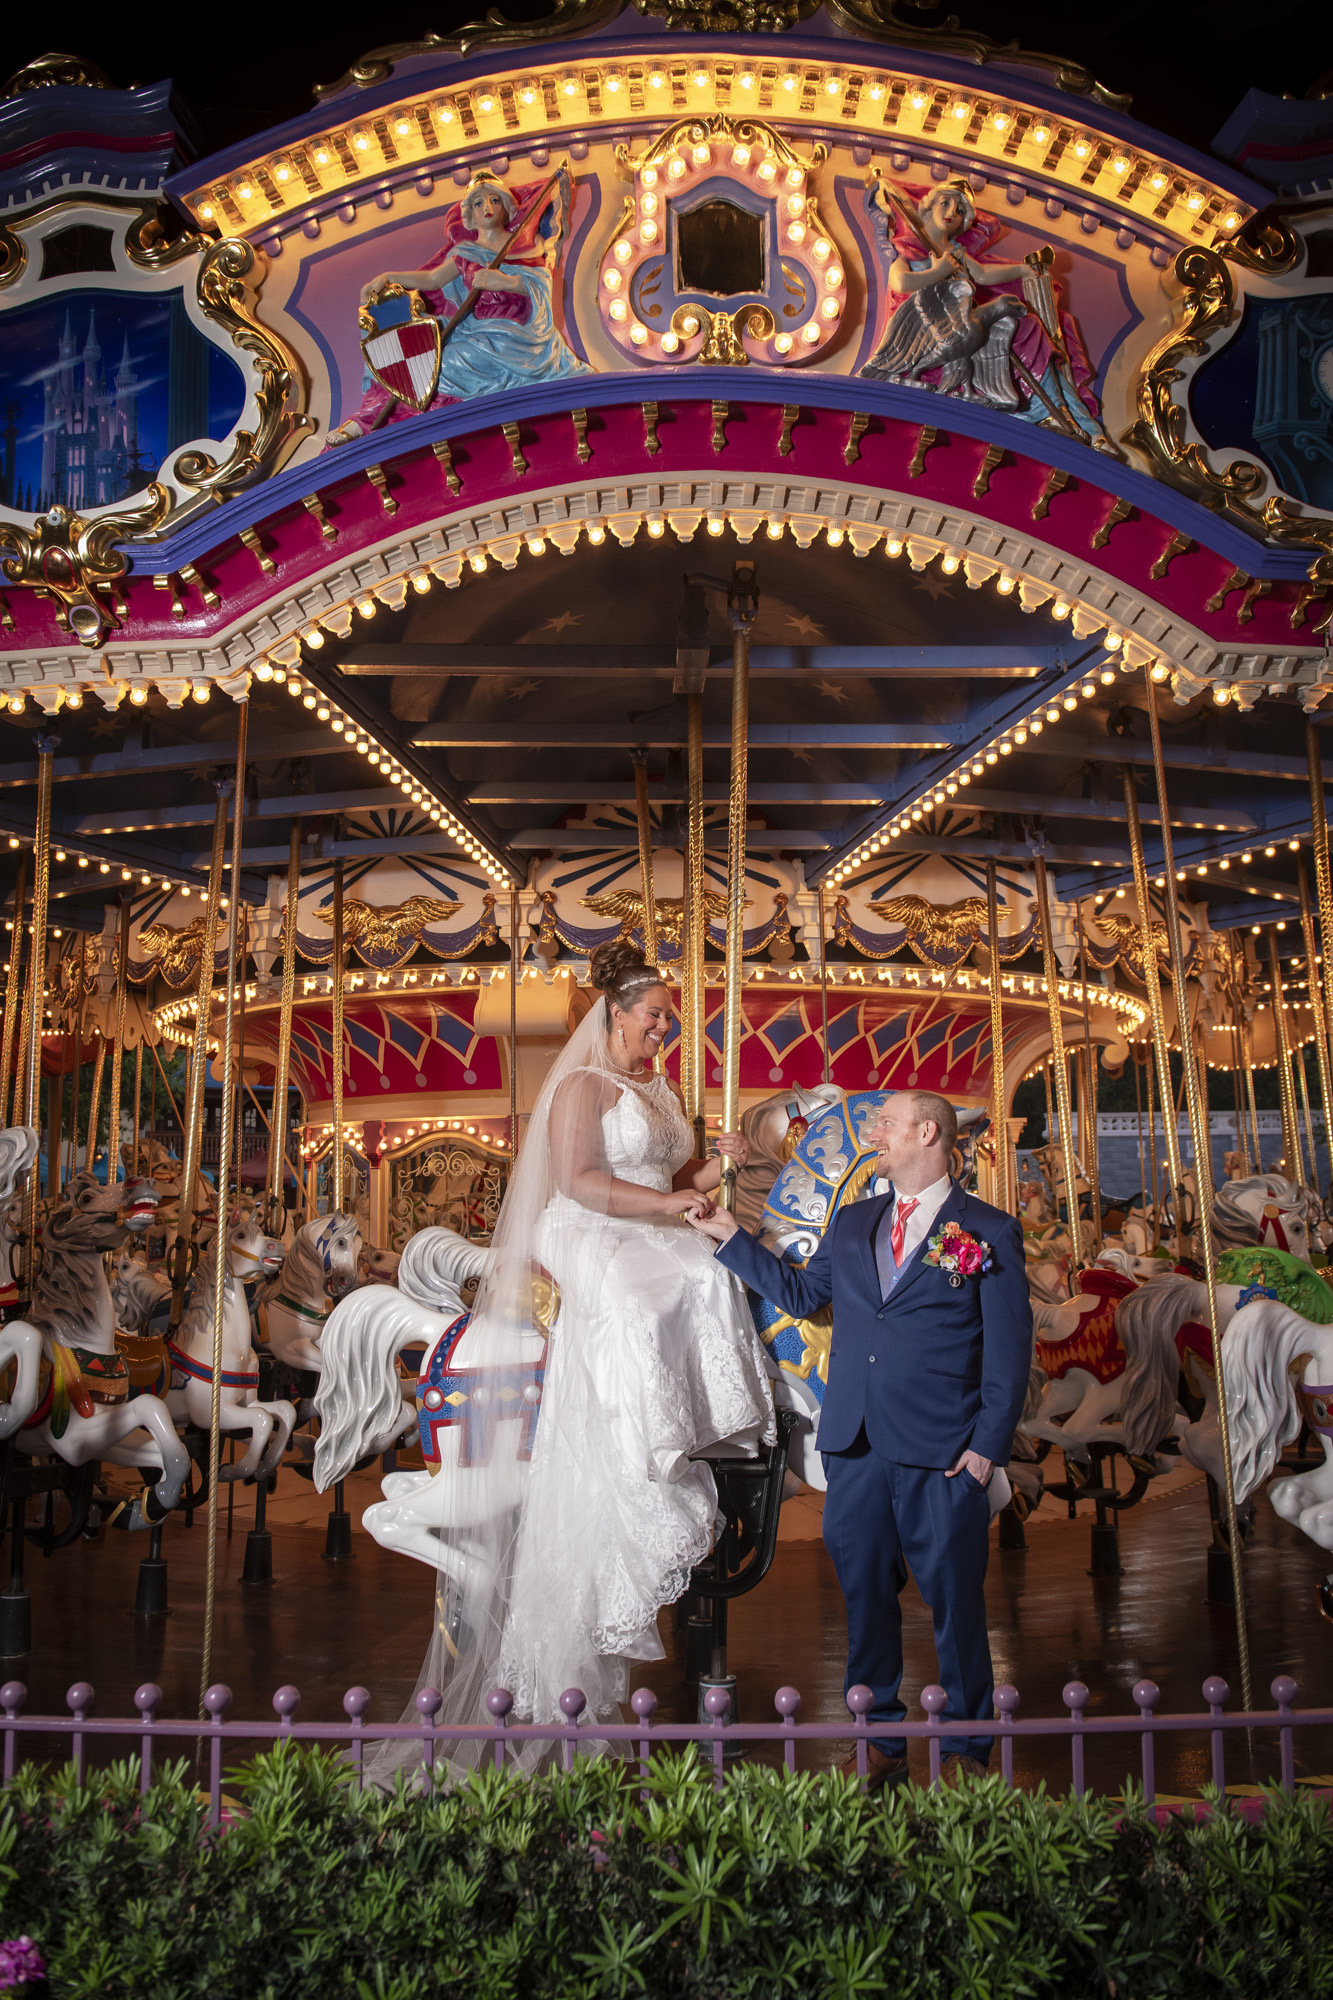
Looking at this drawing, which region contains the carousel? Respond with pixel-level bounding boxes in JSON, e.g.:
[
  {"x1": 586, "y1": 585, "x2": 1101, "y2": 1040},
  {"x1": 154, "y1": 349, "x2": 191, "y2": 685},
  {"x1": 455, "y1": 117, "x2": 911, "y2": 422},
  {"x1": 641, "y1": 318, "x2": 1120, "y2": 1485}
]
[{"x1": 0, "y1": 0, "x2": 1331, "y2": 1805}]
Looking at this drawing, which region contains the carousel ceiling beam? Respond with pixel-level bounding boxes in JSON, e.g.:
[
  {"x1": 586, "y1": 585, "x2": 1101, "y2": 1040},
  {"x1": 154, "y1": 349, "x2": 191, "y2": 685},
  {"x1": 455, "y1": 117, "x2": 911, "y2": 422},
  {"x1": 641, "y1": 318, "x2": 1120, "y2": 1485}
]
[
  {"x1": 960, "y1": 788, "x2": 1257, "y2": 832},
  {"x1": 852, "y1": 833, "x2": 1129, "y2": 866},
  {"x1": 338, "y1": 644, "x2": 1057, "y2": 679},
  {"x1": 1019, "y1": 734, "x2": 1333, "y2": 787},
  {"x1": 413, "y1": 724, "x2": 963, "y2": 749},
  {"x1": 72, "y1": 787, "x2": 397, "y2": 836},
  {"x1": 1058, "y1": 804, "x2": 1314, "y2": 902},
  {"x1": 465, "y1": 783, "x2": 885, "y2": 804},
  {"x1": 180, "y1": 833, "x2": 469, "y2": 870},
  {"x1": 0, "y1": 732, "x2": 345, "y2": 792},
  {"x1": 506, "y1": 828, "x2": 831, "y2": 850},
  {"x1": 0, "y1": 802, "x2": 269, "y2": 905}
]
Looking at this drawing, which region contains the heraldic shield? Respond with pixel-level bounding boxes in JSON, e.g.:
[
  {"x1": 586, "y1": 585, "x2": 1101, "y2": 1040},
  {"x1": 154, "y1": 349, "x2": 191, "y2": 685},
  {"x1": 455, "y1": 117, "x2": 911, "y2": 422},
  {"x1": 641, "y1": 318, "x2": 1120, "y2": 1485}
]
[{"x1": 358, "y1": 286, "x2": 442, "y2": 413}]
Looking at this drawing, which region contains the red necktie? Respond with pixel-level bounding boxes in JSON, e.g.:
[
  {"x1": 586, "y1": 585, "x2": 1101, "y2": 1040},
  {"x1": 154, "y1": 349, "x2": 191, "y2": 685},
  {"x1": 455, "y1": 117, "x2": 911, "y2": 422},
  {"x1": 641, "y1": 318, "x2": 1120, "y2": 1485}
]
[{"x1": 890, "y1": 1196, "x2": 919, "y2": 1268}]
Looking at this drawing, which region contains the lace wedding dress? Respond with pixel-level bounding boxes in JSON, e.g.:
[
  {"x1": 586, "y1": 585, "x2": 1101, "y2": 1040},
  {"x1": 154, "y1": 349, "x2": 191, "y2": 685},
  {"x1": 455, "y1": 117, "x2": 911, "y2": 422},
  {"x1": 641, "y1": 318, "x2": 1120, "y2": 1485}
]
[{"x1": 498, "y1": 1070, "x2": 775, "y2": 1725}]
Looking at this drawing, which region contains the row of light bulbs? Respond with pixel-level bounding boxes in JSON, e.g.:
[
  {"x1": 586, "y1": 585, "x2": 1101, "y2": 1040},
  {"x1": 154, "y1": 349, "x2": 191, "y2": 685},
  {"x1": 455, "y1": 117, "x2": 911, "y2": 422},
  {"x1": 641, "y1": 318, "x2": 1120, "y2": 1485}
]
[
  {"x1": 2, "y1": 832, "x2": 219, "y2": 906},
  {"x1": 3, "y1": 681, "x2": 211, "y2": 719},
  {"x1": 193, "y1": 59, "x2": 1247, "y2": 244}
]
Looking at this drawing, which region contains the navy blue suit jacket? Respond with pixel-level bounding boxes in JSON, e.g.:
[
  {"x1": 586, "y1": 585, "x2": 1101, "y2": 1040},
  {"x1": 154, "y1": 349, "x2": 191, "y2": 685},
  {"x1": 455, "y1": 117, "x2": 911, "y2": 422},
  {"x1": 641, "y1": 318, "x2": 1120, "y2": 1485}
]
[{"x1": 717, "y1": 1179, "x2": 1032, "y2": 1468}]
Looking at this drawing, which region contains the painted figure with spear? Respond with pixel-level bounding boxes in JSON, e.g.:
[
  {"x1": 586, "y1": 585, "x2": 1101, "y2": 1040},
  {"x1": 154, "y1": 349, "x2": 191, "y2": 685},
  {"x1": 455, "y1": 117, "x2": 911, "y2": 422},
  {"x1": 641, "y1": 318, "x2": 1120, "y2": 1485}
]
[
  {"x1": 862, "y1": 172, "x2": 1117, "y2": 453},
  {"x1": 327, "y1": 165, "x2": 589, "y2": 447}
]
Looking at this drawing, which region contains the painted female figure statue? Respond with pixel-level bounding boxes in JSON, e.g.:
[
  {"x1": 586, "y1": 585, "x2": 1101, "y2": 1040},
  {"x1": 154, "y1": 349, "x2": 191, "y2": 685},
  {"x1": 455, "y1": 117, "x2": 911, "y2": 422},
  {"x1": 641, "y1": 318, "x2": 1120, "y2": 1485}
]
[{"x1": 326, "y1": 168, "x2": 588, "y2": 447}]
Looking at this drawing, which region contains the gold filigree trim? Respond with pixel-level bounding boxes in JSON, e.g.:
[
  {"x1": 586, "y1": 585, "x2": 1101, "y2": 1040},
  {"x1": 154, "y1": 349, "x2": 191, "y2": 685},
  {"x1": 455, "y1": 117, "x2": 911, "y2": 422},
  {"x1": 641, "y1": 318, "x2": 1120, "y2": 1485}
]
[
  {"x1": 1121, "y1": 245, "x2": 1333, "y2": 586},
  {"x1": 313, "y1": 0, "x2": 623, "y2": 96},
  {"x1": 614, "y1": 112, "x2": 825, "y2": 180},
  {"x1": 168, "y1": 238, "x2": 316, "y2": 516},
  {"x1": 0, "y1": 490, "x2": 171, "y2": 648}
]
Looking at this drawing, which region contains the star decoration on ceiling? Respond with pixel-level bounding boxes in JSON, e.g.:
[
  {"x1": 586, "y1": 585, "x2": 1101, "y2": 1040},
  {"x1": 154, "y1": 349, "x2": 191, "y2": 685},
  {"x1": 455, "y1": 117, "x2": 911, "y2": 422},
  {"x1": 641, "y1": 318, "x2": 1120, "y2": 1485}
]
[
  {"x1": 506, "y1": 679, "x2": 542, "y2": 700},
  {"x1": 787, "y1": 613, "x2": 825, "y2": 640},
  {"x1": 92, "y1": 714, "x2": 122, "y2": 741},
  {"x1": 913, "y1": 571, "x2": 955, "y2": 601},
  {"x1": 816, "y1": 679, "x2": 849, "y2": 704},
  {"x1": 540, "y1": 611, "x2": 581, "y2": 635},
  {"x1": 790, "y1": 745, "x2": 816, "y2": 765}
]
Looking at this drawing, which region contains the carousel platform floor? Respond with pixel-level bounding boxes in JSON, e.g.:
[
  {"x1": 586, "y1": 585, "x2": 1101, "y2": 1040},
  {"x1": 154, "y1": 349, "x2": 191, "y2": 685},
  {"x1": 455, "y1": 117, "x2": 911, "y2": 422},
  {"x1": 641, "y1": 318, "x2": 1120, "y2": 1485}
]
[{"x1": 2, "y1": 1457, "x2": 1330, "y2": 1799}]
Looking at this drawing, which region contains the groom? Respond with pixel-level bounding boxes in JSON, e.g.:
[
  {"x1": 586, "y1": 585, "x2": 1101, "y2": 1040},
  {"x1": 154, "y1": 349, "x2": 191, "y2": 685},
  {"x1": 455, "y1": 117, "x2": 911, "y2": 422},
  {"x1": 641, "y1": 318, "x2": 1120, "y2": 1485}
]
[{"x1": 692, "y1": 1090, "x2": 1031, "y2": 1786}]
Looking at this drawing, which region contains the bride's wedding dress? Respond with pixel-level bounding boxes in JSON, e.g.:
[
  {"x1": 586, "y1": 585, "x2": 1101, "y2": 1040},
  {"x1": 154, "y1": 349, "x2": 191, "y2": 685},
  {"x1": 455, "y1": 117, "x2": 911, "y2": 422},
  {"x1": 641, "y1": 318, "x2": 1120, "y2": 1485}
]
[{"x1": 500, "y1": 1070, "x2": 775, "y2": 1723}]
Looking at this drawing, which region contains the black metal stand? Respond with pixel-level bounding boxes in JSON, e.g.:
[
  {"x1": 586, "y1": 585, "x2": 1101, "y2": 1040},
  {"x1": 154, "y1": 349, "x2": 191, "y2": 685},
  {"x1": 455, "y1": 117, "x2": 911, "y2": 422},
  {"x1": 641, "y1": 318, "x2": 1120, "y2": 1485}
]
[
  {"x1": 323, "y1": 1479, "x2": 353, "y2": 1561},
  {"x1": 997, "y1": 1503, "x2": 1027, "y2": 1552},
  {"x1": 241, "y1": 1471, "x2": 273, "y2": 1585},
  {"x1": 683, "y1": 1411, "x2": 798, "y2": 1732},
  {"x1": 0, "y1": 1493, "x2": 30, "y2": 1658},
  {"x1": 133, "y1": 1521, "x2": 169, "y2": 1616}
]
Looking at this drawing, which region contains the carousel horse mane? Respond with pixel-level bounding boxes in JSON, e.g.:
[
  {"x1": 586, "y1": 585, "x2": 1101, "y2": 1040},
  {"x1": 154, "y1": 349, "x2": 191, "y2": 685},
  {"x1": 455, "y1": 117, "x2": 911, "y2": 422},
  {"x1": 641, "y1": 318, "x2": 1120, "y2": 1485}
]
[
  {"x1": 27, "y1": 1176, "x2": 137, "y2": 1344},
  {"x1": 1115, "y1": 1271, "x2": 1210, "y2": 1460},
  {"x1": 1223, "y1": 1297, "x2": 1315, "y2": 1503},
  {"x1": 397, "y1": 1225, "x2": 490, "y2": 1317},
  {"x1": 1210, "y1": 1173, "x2": 1316, "y2": 1251},
  {"x1": 0, "y1": 1126, "x2": 37, "y2": 1207},
  {"x1": 274, "y1": 1212, "x2": 359, "y2": 1302}
]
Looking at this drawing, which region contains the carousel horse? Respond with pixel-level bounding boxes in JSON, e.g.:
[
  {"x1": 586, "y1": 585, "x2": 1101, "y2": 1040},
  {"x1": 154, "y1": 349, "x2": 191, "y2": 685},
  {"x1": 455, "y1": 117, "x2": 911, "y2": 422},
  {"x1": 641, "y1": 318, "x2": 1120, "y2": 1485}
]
[
  {"x1": 1020, "y1": 1256, "x2": 1173, "y2": 1464},
  {"x1": 0, "y1": 1173, "x2": 191, "y2": 1516},
  {"x1": 164, "y1": 1211, "x2": 296, "y2": 1482},
  {"x1": 255, "y1": 1211, "x2": 363, "y2": 1373},
  {"x1": 313, "y1": 1226, "x2": 503, "y2": 1578},
  {"x1": 0, "y1": 1125, "x2": 41, "y2": 1379},
  {"x1": 1225, "y1": 1297, "x2": 1333, "y2": 1556},
  {"x1": 733, "y1": 1082, "x2": 844, "y2": 1234},
  {"x1": 1208, "y1": 1172, "x2": 1321, "y2": 1263},
  {"x1": 362, "y1": 1244, "x2": 402, "y2": 1287}
]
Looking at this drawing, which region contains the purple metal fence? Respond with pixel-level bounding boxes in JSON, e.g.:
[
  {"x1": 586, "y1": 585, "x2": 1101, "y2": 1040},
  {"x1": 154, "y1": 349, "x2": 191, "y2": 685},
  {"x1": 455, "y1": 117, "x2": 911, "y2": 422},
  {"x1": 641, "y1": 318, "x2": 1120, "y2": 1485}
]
[{"x1": 0, "y1": 1675, "x2": 1327, "y2": 1829}]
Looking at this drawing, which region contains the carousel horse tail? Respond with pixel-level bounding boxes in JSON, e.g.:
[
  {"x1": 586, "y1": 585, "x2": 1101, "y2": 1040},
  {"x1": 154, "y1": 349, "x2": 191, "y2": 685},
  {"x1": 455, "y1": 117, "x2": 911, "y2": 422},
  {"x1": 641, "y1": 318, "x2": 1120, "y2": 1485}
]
[
  {"x1": 1115, "y1": 1274, "x2": 1208, "y2": 1459},
  {"x1": 1223, "y1": 1297, "x2": 1319, "y2": 1505},
  {"x1": 313, "y1": 1285, "x2": 449, "y2": 1493}
]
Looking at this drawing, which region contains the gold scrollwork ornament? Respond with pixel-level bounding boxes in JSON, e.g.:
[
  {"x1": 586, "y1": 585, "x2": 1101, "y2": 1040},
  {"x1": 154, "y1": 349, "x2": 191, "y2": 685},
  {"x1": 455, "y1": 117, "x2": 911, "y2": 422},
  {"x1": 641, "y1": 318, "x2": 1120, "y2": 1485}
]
[
  {"x1": 671, "y1": 302, "x2": 776, "y2": 365},
  {"x1": 170, "y1": 238, "x2": 316, "y2": 513},
  {"x1": 0, "y1": 490, "x2": 171, "y2": 647}
]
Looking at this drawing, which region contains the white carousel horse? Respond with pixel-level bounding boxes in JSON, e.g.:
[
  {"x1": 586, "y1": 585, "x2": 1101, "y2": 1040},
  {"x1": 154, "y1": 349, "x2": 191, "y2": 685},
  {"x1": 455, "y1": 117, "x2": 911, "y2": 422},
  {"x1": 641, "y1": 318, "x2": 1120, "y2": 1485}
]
[
  {"x1": 0, "y1": 1125, "x2": 41, "y2": 1381},
  {"x1": 111, "y1": 1248, "x2": 172, "y2": 1334},
  {"x1": 313, "y1": 1227, "x2": 501, "y2": 1581},
  {"x1": 255, "y1": 1211, "x2": 362, "y2": 1372},
  {"x1": 0, "y1": 1173, "x2": 191, "y2": 1515},
  {"x1": 164, "y1": 1211, "x2": 296, "y2": 1482},
  {"x1": 362, "y1": 1244, "x2": 401, "y2": 1287},
  {"x1": 1208, "y1": 1172, "x2": 1320, "y2": 1263},
  {"x1": 734, "y1": 1083, "x2": 843, "y2": 1235},
  {"x1": 1225, "y1": 1298, "x2": 1333, "y2": 1554},
  {"x1": 1024, "y1": 1221, "x2": 1075, "y2": 1305}
]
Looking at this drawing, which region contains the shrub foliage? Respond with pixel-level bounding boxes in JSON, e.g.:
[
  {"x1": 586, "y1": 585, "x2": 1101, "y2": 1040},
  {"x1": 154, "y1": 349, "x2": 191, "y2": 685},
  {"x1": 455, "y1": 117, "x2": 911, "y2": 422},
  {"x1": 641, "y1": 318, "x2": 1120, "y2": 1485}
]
[{"x1": 0, "y1": 1745, "x2": 1331, "y2": 1998}]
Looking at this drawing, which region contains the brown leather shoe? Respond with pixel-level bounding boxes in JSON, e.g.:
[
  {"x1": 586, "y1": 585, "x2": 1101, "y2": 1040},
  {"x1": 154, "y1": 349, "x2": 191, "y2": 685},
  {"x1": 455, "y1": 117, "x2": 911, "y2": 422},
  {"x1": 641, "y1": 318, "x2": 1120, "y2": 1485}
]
[
  {"x1": 838, "y1": 1743, "x2": 909, "y2": 1792},
  {"x1": 938, "y1": 1753, "x2": 989, "y2": 1787}
]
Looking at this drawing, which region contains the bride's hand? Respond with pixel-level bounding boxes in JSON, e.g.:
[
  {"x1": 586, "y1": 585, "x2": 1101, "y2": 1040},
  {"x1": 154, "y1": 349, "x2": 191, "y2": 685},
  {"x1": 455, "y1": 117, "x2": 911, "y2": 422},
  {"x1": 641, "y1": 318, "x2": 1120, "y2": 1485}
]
[
  {"x1": 715, "y1": 1132, "x2": 749, "y2": 1167},
  {"x1": 659, "y1": 1189, "x2": 715, "y2": 1221}
]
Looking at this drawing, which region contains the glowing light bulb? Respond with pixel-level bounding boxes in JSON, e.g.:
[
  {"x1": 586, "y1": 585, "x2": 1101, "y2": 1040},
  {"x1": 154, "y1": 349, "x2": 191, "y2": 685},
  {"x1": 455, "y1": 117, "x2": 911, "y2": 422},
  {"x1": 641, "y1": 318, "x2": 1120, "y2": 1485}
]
[
  {"x1": 787, "y1": 223, "x2": 806, "y2": 243},
  {"x1": 773, "y1": 332, "x2": 792, "y2": 355},
  {"x1": 660, "y1": 331, "x2": 679, "y2": 354},
  {"x1": 640, "y1": 220, "x2": 658, "y2": 243},
  {"x1": 609, "y1": 299, "x2": 627, "y2": 321},
  {"x1": 614, "y1": 239, "x2": 632, "y2": 263},
  {"x1": 630, "y1": 322, "x2": 649, "y2": 346},
  {"x1": 603, "y1": 268, "x2": 622, "y2": 291}
]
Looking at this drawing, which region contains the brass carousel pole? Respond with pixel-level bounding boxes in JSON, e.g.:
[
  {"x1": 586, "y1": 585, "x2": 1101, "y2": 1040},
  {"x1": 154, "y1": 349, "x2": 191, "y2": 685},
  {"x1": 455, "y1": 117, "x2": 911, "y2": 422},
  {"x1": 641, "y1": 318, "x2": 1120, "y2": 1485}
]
[
  {"x1": 1307, "y1": 723, "x2": 1333, "y2": 1089},
  {"x1": 199, "y1": 700, "x2": 248, "y2": 1720},
  {"x1": 632, "y1": 754, "x2": 664, "y2": 1076},
  {"x1": 985, "y1": 861, "x2": 1009, "y2": 1214},
  {"x1": 1297, "y1": 861, "x2": 1332, "y2": 1195},
  {"x1": 131, "y1": 1043, "x2": 143, "y2": 1182},
  {"x1": 719, "y1": 564, "x2": 757, "y2": 1213},
  {"x1": 169, "y1": 786, "x2": 229, "y2": 1335},
  {"x1": 266, "y1": 821, "x2": 302, "y2": 1232},
  {"x1": 1033, "y1": 854, "x2": 1083, "y2": 1266},
  {"x1": 0, "y1": 855, "x2": 27, "y2": 1129},
  {"x1": 683, "y1": 691, "x2": 707, "y2": 1158},
  {"x1": 106, "y1": 899, "x2": 130, "y2": 1182},
  {"x1": 818, "y1": 886, "x2": 832, "y2": 1088},
  {"x1": 330, "y1": 857, "x2": 346, "y2": 1216},
  {"x1": 1122, "y1": 766, "x2": 1187, "y2": 1253},
  {"x1": 1267, "y1": 928, "x2": 1304, "y2": 1184},
  {"x1": 1076, "y1": 907, "x2": 1103, "y2": 1251},
  {"x1": 509, "y1": 886, "x2": 519, "y2": 1158},
  {"x1": 20, "y1": 740, "x2": 54, "y2": 1303},
  {"x1": 1295, "y1": 1030, "x2": 1319, "y2": 1189},
  {"x1": 1142, "y1": 665, "x2": 1252, "y2": 1710}
]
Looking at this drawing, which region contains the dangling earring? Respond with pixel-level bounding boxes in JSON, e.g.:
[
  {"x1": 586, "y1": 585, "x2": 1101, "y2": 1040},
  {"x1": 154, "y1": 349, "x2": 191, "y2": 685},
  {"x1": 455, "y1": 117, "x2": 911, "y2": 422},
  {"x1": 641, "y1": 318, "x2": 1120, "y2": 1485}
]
[{"x1": 618, "y1": 1026, "x2": 628, "y2": 1051}]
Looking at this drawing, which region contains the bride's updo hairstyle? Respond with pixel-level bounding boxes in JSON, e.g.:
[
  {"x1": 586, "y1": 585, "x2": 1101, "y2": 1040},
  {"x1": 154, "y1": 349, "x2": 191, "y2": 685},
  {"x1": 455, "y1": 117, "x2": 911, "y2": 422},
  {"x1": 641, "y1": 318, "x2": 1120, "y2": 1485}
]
[{"x1": 589, "y1": 939, "x2": 663, "y2": 1024}]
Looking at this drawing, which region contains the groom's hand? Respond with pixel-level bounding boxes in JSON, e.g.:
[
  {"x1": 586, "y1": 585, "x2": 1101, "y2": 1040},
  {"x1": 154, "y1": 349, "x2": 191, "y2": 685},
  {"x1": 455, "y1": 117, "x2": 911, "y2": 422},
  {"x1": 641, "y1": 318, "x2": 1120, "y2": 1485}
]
[
  {"x1": 689, "y1": 1204, "x2": 738, "y2": 1246},
  {"x1": 946, "y1": 1449, "x2": 994, "y2": 1488}
]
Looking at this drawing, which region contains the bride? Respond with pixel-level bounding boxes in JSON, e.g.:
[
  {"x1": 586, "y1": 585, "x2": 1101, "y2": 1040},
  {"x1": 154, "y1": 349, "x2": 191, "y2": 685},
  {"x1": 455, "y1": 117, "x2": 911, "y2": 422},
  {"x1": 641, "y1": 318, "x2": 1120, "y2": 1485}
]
[{"x1": 409, "y1": 939, "x2": 775, "y2": 1760}]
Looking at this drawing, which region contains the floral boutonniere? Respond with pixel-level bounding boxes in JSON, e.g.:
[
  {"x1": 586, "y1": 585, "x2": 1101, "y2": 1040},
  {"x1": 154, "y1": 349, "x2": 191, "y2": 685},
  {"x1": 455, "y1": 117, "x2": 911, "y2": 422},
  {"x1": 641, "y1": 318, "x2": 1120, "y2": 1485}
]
[{"x1": 924, "y1": 1220, "x2": 993, "y2": 1289}]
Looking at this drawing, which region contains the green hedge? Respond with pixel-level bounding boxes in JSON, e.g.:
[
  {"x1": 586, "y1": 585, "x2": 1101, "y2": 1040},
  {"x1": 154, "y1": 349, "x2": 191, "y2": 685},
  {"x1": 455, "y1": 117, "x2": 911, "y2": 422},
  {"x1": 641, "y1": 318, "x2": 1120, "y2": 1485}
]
[{"x1": 1, "y1": 1745, "x2": 1331, "y2": 1998}]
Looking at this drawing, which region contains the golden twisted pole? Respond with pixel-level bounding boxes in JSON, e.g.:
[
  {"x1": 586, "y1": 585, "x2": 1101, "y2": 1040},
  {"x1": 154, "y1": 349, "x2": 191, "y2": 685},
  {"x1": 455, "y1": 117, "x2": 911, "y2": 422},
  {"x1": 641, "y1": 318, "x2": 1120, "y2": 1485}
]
[
  {"x1": 1142, "y1": 666, "x2": 1252, "y2": 1711},
  {"x1": 20, "y1": 742, "x2": 55, "y2": 1301},
  {"x1": 1075, "y1": 907, "x2": 1102, "y2": 1252},
  {"x1": 683, "y1": 691, "x2": 707, "y2": 1158},
  {"x1": 169, "y1": 788, "x2": 229, "y2": 1335},
  {"x1": 818, "y1": 886, "x2": 832, "y2": 1087},
  {"x1": 985, "y1": 860, "x2": 1009, "y2": 1214},
  {"x1": 199, "y1": 699, "x2": 248, "y2": 1721},
  {"x1": 1297, "y1": 861, "x2": 1331, "y2": 1197},
  {"x1": 266, "y1": 821, "x2": 302, "y2": 1231},
  {"x1": 0, "y1": 855, "x2": 27, "y2": 1130},
  {"x1": 632, "y1": 754, "x2": 665, "y2": 1077},
  {"x1": 1033, "y1": 854, "x2": 1083, "y2": 1267},
  {"x1": 331, "y1": 856, "x2": 345, "y2": 1216},
  {"x1": 1225, "y1": 935, "x2": 1251, "y2": 1174},
  {"x1": 1306, "y1": 724, "x2": 1333, "y2": 1108},
  {"x1": 1266, "y1": 927, "x2": 1304, "y2": 1184},
  {"x1": 509, "y1": 887, "x2": 520, "y2": 1159},
  {"x1": 1121, "y1": 766, "x2": 1186, "y2": 1253},
  {"x1": 719, "y1": 564, "x2": 757, "y2": 1213},
  {"x1": 106, "y1": 899, "x2": 131, "y2": 1182}
]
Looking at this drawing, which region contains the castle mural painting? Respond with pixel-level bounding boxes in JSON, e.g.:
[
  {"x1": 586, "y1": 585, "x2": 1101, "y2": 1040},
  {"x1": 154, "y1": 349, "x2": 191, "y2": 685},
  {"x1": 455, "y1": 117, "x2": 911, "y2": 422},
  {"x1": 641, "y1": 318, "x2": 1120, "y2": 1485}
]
[
  {"x1": 325, "y1": 166, "x2": 588, "y2": 447},
  {"x1": 0, "y1": 290, "x2": 245, "y2": 513}
]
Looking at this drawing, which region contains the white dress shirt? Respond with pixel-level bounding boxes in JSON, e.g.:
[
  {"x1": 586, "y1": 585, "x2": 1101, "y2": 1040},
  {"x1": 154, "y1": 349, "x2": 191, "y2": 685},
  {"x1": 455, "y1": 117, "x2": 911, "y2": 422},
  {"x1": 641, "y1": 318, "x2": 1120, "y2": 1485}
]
[{"x1": 873, "y1": 1172, "x2": 953, "y2": 1298}]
